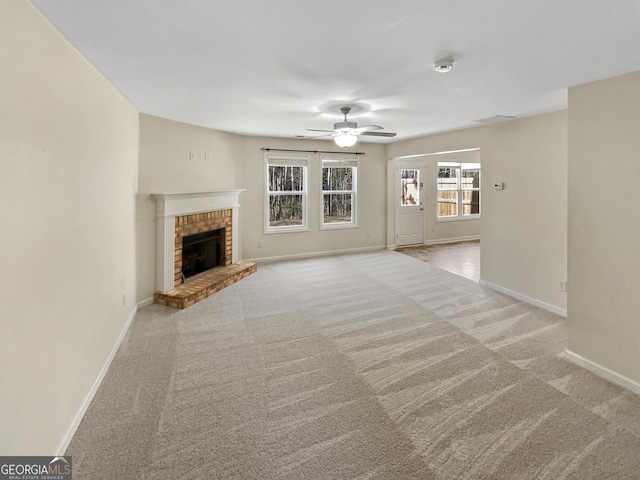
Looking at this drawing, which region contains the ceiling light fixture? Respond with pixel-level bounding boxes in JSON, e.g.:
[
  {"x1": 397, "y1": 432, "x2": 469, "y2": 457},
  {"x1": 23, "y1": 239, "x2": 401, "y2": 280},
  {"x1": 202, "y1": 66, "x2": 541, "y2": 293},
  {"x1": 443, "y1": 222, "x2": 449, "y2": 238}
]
[
  {"x1": 334, "y1": 131, "x2": 357, "y2": 148},
  {"x1": 434, "y1": 60, "x2": 454, "y2": 73}
]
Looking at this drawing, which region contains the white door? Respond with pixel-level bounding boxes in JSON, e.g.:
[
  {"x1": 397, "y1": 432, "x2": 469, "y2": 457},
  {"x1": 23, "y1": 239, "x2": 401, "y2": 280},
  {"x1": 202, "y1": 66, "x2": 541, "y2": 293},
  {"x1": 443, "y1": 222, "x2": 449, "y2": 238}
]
[{"x1": 396, "y1": 161, "x2": 425, "y2": 246}]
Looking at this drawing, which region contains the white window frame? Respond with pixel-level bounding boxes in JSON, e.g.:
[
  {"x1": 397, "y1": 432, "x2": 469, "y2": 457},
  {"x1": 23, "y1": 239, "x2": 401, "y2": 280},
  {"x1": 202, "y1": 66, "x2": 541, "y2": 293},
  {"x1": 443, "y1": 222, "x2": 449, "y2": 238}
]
[
  {"x1": 264, "y1": 153, "x2": 309, "y2": 234},
  {"x1": 320, "y1": 156, "x2": 358, "y2": 230},
  {"x1": 437, "y1": 161, "x2": 481, "y2": 221}
]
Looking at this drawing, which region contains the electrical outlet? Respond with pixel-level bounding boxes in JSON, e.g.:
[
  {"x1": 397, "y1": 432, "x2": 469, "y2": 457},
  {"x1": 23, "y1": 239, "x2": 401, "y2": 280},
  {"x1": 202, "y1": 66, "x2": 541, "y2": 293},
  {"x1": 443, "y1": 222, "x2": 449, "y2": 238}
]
[
  {"x1": 258, "y1": 240, "x2": 263, "y2": 248},
  {"x1": 558, "y1": 281, "x2": 567, "y2": 292}
]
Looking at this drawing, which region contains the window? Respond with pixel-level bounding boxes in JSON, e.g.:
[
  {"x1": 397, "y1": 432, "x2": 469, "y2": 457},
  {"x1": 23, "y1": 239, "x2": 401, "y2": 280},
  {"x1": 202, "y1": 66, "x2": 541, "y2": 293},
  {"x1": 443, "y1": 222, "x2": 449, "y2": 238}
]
[
  {"x1": 322, "y1": 157, "x2": 357, "y2": 228},
  {"x1": 265, "y1": 154, "x2": 309, "y2": 233},
  {"x1": 401, "y1": 168, "x2": 420, "y2": 206},
  {"x1": 437, "y1": 162, "x2": 480, "y2": 219}
]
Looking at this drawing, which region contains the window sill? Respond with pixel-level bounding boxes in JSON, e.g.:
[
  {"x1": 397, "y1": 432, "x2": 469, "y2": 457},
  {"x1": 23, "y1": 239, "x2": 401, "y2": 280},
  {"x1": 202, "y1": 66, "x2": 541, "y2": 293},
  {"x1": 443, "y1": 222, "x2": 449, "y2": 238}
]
[
  {"x1": 264, "y1": 226, "x2": 309, "y2": 234},
  {"x1": 436, "y1": 215, "x2": 480, "y2": 223},
  {"x1": 320, "y1": 223, "x2": 358, "y2": 231}
]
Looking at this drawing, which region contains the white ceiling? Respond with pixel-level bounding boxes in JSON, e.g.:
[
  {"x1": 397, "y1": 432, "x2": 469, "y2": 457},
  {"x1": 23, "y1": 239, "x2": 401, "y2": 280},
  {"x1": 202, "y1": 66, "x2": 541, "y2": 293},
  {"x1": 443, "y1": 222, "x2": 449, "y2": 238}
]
[{"x1": 29, "y1": 0, "x2": 640, "y2": 143}]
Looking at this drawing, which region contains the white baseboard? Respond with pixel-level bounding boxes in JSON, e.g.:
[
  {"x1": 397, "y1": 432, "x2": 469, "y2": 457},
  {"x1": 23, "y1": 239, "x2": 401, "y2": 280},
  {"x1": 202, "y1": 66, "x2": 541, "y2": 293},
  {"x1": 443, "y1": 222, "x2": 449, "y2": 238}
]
[
  {"x1": 56, "y1": 305, "x2": 138, "y2": 455},
  {"x1": 479, "y1": 279, "x2": 567, "y2": 317},
  {"x1": 244, "y1": 245, "x2": 386, "y2": 263},
  {"x1": 137, "y1": 297, "x2": 155, "y2": 309},
  {"x1": 424, "y1": 235, "x2": 480, "y2": 245},
  {"x1": 394, "y1": 235, "x2": 479, "y2": 249},
  {"x1": 564, "y1": 349, "x2": 640, "y2": 396}
]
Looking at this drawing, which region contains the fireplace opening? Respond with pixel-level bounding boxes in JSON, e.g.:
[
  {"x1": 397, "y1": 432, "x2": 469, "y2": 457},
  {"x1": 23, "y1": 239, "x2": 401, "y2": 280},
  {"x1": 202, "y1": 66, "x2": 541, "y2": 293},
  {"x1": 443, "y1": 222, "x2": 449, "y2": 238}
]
[{"x1": 181, "y1": 228, "x2": 224, "y2": 280}]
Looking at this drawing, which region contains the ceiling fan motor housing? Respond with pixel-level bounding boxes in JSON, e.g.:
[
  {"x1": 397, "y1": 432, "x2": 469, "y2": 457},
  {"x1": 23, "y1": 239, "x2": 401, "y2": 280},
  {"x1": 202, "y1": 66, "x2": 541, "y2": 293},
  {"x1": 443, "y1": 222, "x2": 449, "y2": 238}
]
[{"x1": 334, "y1": 121, "x2": 358, "y2": 131}]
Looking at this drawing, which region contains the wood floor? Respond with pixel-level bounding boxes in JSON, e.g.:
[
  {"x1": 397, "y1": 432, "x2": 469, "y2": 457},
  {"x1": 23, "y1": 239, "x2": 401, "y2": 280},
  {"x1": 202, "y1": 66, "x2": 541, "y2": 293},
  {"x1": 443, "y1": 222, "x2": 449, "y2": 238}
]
[{"x1": 396, "y1": 240, "x2": 480, "y2": 282}]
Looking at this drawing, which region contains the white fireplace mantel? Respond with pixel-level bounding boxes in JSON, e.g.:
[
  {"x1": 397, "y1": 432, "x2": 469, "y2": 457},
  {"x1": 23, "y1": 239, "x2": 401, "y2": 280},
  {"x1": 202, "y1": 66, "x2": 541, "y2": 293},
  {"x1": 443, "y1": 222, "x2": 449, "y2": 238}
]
[{"x1": 152, "y1": 190, "x2": 245, "y2": 292}]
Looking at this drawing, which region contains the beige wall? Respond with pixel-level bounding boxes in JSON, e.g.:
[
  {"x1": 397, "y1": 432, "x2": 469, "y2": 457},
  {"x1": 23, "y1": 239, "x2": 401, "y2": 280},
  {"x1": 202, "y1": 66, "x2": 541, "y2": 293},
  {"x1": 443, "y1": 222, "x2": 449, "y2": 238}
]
[
  {"x1": 137, "y1": 114, "x2": 244, "y2": 302},
  {"x1": 568, "y1": 71, "x2": 640, "y2": 383},
  {"x1": 239, "y1": 136, "x2": 387, "y2": 261},
  {"x1": 387, "y1": 111, "x2": 568, "y2": 313},
  {"x1": 0, "y1": 0, "x2": 139, "y2": 454}
]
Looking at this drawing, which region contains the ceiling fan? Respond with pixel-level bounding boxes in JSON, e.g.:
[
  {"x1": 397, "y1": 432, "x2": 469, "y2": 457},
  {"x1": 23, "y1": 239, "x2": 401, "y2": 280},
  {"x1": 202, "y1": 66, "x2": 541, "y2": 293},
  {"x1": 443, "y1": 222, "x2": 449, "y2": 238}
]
[{"x1": 298, "y1": 107, "x2": 397, "y2": 147}]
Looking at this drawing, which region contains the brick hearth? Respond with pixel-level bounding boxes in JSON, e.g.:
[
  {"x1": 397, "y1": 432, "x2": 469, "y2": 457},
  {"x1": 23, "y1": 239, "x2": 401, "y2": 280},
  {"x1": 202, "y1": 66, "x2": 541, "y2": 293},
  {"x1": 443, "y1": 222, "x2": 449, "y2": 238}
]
[{"x1": 154, "y1": 261, "x2": 256, "y2": 309}]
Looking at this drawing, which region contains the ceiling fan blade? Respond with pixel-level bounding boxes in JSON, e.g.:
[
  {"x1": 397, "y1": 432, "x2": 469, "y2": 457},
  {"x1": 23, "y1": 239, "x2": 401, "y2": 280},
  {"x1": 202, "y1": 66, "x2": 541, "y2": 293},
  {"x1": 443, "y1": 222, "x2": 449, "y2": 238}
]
[
  {"x1": 360, "y1": 131, "x2": 397, "y2": 137},
  {"x1": 353, "y1": 125, "x2": 383, "y2": 134},
  {"x1": 306, "y1": 128, "x2": 335, "y2": 133},
  {"x1": 295, "y1": 133, "x2": 335, "y2": 140}
]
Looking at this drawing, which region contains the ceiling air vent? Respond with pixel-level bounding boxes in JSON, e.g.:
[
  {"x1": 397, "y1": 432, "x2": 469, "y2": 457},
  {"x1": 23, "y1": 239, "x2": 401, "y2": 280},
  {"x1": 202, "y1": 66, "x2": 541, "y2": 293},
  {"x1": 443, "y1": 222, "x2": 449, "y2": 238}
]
[{"x1": 474, "y1": 115, "x2": 516, "y2": 124}]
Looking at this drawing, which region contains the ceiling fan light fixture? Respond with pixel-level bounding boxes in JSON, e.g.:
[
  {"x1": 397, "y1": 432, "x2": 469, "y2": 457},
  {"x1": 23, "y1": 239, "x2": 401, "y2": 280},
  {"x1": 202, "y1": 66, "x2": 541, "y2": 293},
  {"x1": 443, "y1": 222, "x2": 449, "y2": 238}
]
[
  {"x1": 434, "y1": 60, "x2": 454, "y2": 73},
  {"x1": 302, "y1": 106, "x2": 394, "y2": 144},
  {"x1": 334, "y1": 132, "x2": 358, "y2": 148}
]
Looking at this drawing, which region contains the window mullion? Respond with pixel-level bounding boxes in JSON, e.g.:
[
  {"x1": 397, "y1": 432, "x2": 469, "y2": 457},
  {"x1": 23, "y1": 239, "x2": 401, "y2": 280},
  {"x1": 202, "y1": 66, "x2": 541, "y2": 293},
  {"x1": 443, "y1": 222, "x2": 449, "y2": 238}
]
[{"x1": 456, "y1": 167, "x2": 461, "y2": 217}]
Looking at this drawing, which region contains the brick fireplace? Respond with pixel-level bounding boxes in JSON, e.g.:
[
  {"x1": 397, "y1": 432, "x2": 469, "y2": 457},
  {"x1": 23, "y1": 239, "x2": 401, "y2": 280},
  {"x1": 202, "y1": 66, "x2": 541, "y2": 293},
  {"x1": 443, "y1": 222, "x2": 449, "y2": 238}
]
[
  {"x1": 152, "y1": 190, "x2": 256, "y2": 308},
  {"x1": 174, "y1": 209, "x2": 232, "y2": 284}
]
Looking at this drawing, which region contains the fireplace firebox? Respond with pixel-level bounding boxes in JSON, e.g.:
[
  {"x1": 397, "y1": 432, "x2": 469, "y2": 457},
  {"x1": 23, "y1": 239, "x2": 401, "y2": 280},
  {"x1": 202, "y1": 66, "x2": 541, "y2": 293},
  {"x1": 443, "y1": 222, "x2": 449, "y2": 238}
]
[{"x1": 181, "y1": 228, "x2": 224, "y2": 280}]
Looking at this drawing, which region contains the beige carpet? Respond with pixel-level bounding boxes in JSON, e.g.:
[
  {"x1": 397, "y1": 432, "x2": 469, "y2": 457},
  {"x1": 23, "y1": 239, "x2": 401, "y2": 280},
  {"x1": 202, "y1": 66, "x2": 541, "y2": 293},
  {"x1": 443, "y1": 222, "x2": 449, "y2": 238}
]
[{"x1": 67, "y1": 250, "x2": 640, "y2": 479}]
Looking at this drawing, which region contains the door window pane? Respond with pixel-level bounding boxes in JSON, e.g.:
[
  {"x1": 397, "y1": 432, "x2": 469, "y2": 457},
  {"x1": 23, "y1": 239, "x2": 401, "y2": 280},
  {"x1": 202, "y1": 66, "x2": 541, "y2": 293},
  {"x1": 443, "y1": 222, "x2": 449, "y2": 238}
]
[{"x1": 401, "y1": 169, "x2": 420, "y2": 205}]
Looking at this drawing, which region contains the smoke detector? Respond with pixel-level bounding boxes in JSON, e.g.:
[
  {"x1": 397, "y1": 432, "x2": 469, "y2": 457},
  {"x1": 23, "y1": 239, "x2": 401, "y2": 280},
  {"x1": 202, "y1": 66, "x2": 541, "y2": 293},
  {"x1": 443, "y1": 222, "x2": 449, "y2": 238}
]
[{"x1": 434, "y1": 60, "x2": 454, "y2": 73}]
